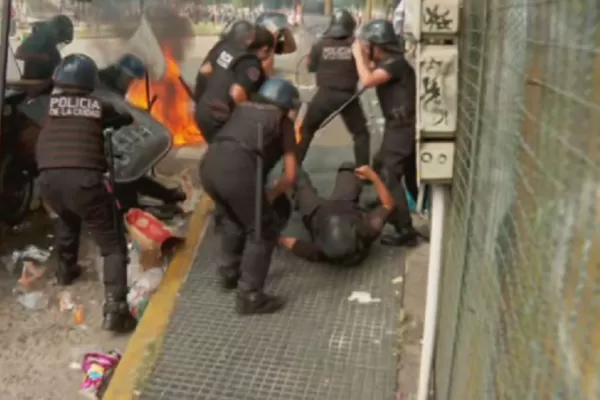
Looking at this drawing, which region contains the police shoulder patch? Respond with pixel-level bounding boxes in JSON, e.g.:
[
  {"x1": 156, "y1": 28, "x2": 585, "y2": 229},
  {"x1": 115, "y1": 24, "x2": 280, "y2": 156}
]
[{"x1": 246, "y1": 66, "x2": 261, "y2": 82}]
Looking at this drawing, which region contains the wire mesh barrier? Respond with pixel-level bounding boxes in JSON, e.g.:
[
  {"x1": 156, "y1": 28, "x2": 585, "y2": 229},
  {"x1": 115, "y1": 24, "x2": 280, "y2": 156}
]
[{"x1": 433, "y1": 0, "x2": 600, "y2": 398}]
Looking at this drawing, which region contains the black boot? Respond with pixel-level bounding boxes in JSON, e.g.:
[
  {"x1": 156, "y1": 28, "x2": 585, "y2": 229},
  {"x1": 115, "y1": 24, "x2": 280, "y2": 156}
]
[
  {"x1": 102, "y1": 294, "x2": 137, "y2": 333},
  {"x1": 218, "y1": 263, "x2": 241, "y2": 290},
  {"x1": 236, "y1": 291, "x2": 285, "y2": 315},
  {"x1": 381, "y1": 226, "x2": 420, "y2": 247},
  {"x1": 56, "y1": 262, "x2": 83, "y2": 286}
]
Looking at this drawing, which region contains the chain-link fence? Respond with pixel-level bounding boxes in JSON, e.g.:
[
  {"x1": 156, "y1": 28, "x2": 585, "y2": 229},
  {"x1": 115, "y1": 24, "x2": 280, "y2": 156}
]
[{"x1": 434, "y1": 0, "x2": 600, "y2": 398}]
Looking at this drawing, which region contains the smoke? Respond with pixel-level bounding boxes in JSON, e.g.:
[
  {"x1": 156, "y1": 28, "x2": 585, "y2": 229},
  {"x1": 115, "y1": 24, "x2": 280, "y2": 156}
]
[{"x1": 78, "y1": 2, "x2": 194, "y2": 62}]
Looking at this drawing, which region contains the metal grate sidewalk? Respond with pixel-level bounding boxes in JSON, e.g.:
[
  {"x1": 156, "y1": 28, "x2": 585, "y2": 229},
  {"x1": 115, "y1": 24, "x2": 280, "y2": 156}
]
[{"x1": 139, "y1": 165, "x2": 404, "y2": 400}]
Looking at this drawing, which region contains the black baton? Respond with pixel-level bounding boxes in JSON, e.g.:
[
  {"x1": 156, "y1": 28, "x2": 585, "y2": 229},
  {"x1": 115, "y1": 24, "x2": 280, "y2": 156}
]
[
  {"x1": 254, "y1": 123, "x2": 264, "y2": 242},
  {"x1": 105, "y1": 129, "x2": 127, "y2": 253},
  {"x1": 318, "y1": 87, "x2": 367, "y2": 130}
]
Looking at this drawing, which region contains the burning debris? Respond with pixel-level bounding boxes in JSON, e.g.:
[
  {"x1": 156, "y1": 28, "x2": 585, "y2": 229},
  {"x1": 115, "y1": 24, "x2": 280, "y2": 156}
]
[{"x1": 127, "y1": 46, "x2": 203, "y2": 146}]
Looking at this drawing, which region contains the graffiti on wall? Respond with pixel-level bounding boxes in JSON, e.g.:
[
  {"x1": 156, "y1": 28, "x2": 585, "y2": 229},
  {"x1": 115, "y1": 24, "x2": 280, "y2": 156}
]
[
  {"x1": 418, "y1": 45, "x2": 458, "y2": 133},
  {"x1": 423, "y1": 4, "x2": 453, "y2": 31}
]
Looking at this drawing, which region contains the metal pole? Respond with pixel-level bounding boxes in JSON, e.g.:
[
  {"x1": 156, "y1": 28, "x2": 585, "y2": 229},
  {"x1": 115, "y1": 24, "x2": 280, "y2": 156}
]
[{"x1": 0, "y1": 0, "x2": 14, "y2": 152}]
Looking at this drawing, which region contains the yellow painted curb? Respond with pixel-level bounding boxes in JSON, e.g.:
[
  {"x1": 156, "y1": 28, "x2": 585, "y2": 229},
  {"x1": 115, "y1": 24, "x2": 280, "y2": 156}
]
[{"x1": 104, "y1": 194, "x2": 214, "y2": 400}]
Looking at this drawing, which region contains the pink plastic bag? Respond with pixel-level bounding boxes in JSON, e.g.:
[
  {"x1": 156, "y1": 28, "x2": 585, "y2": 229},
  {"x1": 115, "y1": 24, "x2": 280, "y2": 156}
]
[{"x1": 79, "y1": 350, "x2": 122, "y2": 399}]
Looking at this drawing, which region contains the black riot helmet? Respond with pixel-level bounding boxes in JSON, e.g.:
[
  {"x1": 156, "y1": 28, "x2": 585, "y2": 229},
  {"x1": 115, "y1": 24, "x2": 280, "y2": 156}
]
[
  {"x1": 50, "y1": 14, "x2": 74, "y2": 44},
  {"x1": 357, "y1": 19, "x2": 404, "y2": 55},
  {"x1": 258, "y1": 78, "x2": 301, "y2": 110},
  {"x1": 256, "y1": 12, "x2": 289, "y2": 32},
  {"x1": 325, "y1": 9, "x2": 357, "y2": 38},
  {"x1": 256, "y1": 12, "x2": 296, "y2": 54},
  {"x1": 53, "y1": 54, "x2": 99, "y2": 91},
  {"x1": 220, "y1": 19, "x2": 255, "y2": 43},
  {"x1": 317, "y1": 215, "x2": 359, "y2": 260}
]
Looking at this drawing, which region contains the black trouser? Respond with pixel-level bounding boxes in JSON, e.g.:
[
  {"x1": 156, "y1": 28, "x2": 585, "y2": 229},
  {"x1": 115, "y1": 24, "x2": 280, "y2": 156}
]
[
  {"x1": 38, "y1": 169, "x2": 128, "y2": 299},
  {"x1": 374, "y1": 121, "x2": 416, "y2": 230},
  {"x1": 373, "y1": 151, "x2": 418, "y2": 203},
  {"x1": 297, "y1": 88, "x2": 370, "y2": 166},
  {"x1": 200, "y1": 143, "x2": 281, "y2": 293},
  {"x1": 116, "y1": 176, "x2": 180, "y2": 211}
]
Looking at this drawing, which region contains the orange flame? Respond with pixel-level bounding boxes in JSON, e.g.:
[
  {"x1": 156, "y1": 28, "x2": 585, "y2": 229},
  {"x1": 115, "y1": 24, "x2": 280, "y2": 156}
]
[{"x1": 126, "y1": 46, "x2": 204, "y2": 146}]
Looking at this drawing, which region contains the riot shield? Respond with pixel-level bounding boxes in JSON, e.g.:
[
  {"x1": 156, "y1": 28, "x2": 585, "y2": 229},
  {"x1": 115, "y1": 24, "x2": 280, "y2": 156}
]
[{"x1": 94, "y1": 88, "x2": 172, "y2": 183}]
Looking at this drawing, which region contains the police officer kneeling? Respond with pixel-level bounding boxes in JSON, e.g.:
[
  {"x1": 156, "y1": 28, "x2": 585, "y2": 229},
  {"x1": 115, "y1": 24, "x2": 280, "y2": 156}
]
[
  {"x1": 193, "y1": 20, "x2": 255, "y2": 102},
  {"x1": 195, "y1": 25, "x2": 275, "y2": 143},
  {"x1": 279, "y1": 163, "x2": 394, "y2": 265},
  {"x1": 296, "y1": 9, "x2": 370, "y2": 167},
  {"x1": 351, "y1": 20, "x2": 420, "y2": 247},
  {"x1": 36, "y1": 54, "x2": 137, "y2": 332},
  {"x1": 200, "y1": 78, "x2": 299, "y2": 315}
]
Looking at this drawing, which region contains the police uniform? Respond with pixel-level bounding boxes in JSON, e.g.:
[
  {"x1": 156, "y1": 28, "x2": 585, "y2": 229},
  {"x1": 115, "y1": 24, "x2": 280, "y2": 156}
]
[
  {"x1": 199, "y1": 78, "x2": 299, "y2": 315},
  {"x1": 15, "y1": 14, "x2": 73, "y2": 80},
  {"x1": 98, "y1": 53, "x2": 187, "y2": 214},
  {"x1": 297, "y1": 9, "x2": 370, "y2": 167},
  {"x1": 36, "y1": 54, "x2": 136, "y2": 333},
  {"x1": 289, "y1": 164, "x2": 390, "y2": 266},
  {"x1": 359, "y1": 20, "x2": 419, "y2": 246},
  {"x1": 98, "y1": 53, "x2": 147, "y2": 96},
  {"x1": 195, "y1": 43, "x2": 267, "y2": 143},
  {"x1": 193, "y1": 20, "x2": 255, "y2": 102}
]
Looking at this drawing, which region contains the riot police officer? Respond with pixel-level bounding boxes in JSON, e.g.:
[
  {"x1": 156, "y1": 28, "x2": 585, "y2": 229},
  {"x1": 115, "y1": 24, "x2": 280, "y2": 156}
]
[
  {"x1": 35, "y1": 54, "x2": 137, "y2": 332},
  {"x1": 200, "y1": 78, "x2": 299, "y2": 315},
  {"x1": 352, "y1": 19, "x2": 419, "y2": 246},
  {"x1": 98, "y1": 53, "x2": 187, "y2": 215},
  {"x1": 195, "y1": 25, "x2": 275, "y2": 143},
  {"x1": 99, "y1": 53, "x2": 147, "y2": 96},
  {"x1": 296, "y1": 9, "x2": 370, "y2": 167},
  {"x1": 16, "y1": 14, "x2": 74, "y2": 80},
  {"x1": 194, "y1": 20, "x2": 256, "y2": 102},
  {"x1": 279, "y1": 163, "x2": 394, "y2": 265},
  {"x1": 255, "y1": 12, "x2": 297, "y2": 76}
]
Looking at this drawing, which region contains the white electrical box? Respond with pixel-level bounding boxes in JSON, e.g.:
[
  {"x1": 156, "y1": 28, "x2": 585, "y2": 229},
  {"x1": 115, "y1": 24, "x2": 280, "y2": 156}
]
[
  {"x1": 406, "y1": 0, "x2": 461, "y2": 39},
  {"x1": 418, "y1": 141, "x2": 455, "y2": 183},
  {"x1": 417, "y1": 44, "x2": 459, "y2": 138}
]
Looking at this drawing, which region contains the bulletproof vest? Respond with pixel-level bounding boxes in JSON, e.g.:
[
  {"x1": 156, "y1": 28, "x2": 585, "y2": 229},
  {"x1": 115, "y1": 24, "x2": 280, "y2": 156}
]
[
  {"x1": 375, "y1": 56, "x2": 416, "y2": 122},
  {"x1": 197, "y1": 44, "x2": 255, "y2": 139},
  {"x1": 214, "y1": 102, "x2": 287, "y2": 175},
  {"x1": 201, "y1": 44, "x2": 252, "y2": 106},
  {"x1": 315, "y1": 37, "x2": 358, "y2": 92},
  {"x1": 36, "y1": 94, "x2": 107, "y2": 171}
]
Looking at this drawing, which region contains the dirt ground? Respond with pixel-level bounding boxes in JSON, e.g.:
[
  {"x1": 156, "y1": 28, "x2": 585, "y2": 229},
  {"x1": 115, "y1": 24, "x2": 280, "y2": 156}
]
[{"x1": 0, "y1": 144, "x2": 204, "y2": 400}]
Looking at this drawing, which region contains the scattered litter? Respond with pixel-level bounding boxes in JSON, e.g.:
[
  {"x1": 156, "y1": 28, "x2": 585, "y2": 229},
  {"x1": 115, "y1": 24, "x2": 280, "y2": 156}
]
[
  {"x1": 127, "y1": 267, "x2": 165, "y2": 319},
  {"x1": 59, "y1": 291, "x2": 76, "y2": 312},
  {"x1": 79, "y1": 350, "x2": 121, "y2": 399},
  {"x1": 73, "y1": 305, "x2": 85, "y2": 325},
  {"x1": 1, "y1": 252, "x2": 21, "y2": 275},
  {"x1": 17, "y1": 291, "x2": 48, "y2": 310},
  {"x1": 17, "y1": 261, "x2": 46, "y2": 288},
  {"x1": 348, "y1": 291, "x2": 381, "y2": 304},
  {"x1": 69, "y1": 361, "x2": 82, "y2": 370},
  {"x1": 2, "y1": 245, "x2": 51, "y2": 277},
  {"x1": 392, "y1": 276, "x2": 404, "y2": 284},
  {"x1": 21, "y1": 245, "x2": 51, "y2": 263}
]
